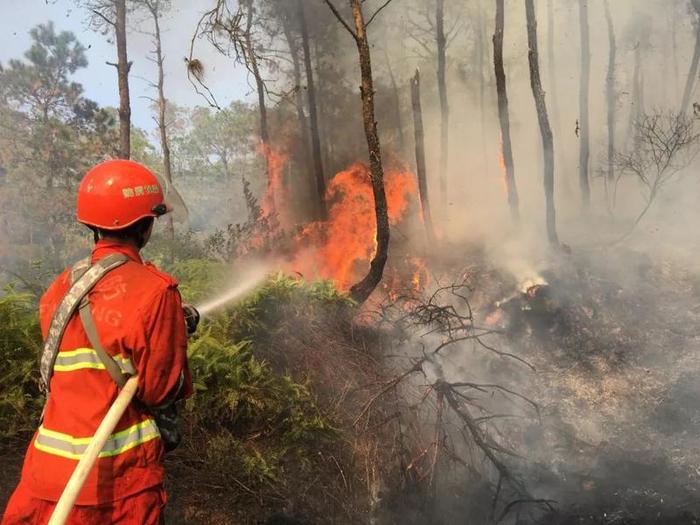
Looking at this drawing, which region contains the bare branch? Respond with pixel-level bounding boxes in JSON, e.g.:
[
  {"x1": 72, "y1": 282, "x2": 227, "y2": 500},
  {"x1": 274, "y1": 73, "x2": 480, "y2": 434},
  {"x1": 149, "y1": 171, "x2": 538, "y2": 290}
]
[
  {"x1": 366, "y1": 0, "x2": 394, "y2": 27},
  {"x1": 322, "y1": 0, "x2": 359, "y2": 41},
  {"x1": 90, "y1": 7, "x2": 115, "y2": 28}
]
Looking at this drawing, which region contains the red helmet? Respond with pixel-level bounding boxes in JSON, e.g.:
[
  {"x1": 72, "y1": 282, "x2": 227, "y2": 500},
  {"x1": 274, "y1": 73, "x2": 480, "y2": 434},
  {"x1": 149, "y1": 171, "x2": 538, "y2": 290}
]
[{"x1": 77, "y1": 159, "x2": 169, "y2": 230}]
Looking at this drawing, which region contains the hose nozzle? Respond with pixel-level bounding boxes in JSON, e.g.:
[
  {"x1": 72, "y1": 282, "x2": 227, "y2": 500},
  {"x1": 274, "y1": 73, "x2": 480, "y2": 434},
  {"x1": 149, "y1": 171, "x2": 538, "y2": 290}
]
[{"x1": 182, "y1": 304, "x2": 200, "y2": 336}]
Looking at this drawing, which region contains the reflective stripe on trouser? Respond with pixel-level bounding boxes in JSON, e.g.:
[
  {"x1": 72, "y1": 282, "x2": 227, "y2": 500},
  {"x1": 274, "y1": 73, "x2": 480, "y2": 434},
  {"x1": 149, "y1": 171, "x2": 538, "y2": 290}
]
[
  {"x1": 52, "y1": 348, "x2": 136, "y2": 375},
  {"x1": 34, "y1": 419, "x2": 160, "y2": 460}
]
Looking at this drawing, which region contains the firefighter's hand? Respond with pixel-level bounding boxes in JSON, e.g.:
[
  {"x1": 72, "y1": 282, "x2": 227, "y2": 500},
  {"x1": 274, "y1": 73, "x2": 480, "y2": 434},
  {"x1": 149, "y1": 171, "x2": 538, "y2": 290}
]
[{"x1": 182, "y1": 304, "x2": 200, "y2": 336}]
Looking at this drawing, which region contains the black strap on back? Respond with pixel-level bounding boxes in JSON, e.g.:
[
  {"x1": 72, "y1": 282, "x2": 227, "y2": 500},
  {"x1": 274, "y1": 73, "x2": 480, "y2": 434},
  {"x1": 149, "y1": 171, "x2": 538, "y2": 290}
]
[{"x1": 39, "y1": 253, "x2": 129, "y2": 391}]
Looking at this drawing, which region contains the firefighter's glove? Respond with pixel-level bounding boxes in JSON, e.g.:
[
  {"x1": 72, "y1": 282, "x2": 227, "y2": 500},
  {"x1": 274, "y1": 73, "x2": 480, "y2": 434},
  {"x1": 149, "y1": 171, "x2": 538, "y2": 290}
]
[{"x1": 182, "y1": 304, "x2": 200, "y2": 336}]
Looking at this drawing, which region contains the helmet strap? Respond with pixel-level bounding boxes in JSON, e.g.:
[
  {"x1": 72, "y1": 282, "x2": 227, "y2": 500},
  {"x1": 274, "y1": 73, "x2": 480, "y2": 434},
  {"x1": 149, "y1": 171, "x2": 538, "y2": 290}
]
[{"x1": 89, "y1": 226, "x2": 100, "y2": 244}]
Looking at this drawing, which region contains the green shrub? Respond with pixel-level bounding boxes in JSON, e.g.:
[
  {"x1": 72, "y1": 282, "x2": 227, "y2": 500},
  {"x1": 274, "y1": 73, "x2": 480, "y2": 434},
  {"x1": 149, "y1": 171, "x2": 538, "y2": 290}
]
[
  {"x1": 221, "y1": 274, "x2": 353, "y2": 340},
  {"x1": 0, "y1": 288, "x2": 43, "y2": 437},
  {"x1": 185, "y1": 307, "x2": 336, "y2": 483},
  {"x1": 168, "y1": 258, "x2": 229, "y2": 305},
  {"x1": 180, "y1": 274, "x2": 351, "y2": 483}
]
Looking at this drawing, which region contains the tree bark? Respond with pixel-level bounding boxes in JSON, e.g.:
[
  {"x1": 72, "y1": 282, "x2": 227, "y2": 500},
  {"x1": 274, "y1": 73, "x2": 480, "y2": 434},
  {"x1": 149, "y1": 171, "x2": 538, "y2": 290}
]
[
  {"x1": 525, "y1": 0, "x2": 559, "y2": 245},
  {"x1": 297, "y1": 0, "x2": 327, "y2": 220},
  {"x1": 149, "y1": 0, "x2": 175, "y2": 244},
  {"x1": 546, "y1": 0, "x2": 561, "y2": 150},
  {"x1": 681, "y1": 1, "x2": 700, "y2": 115},
  {"x1": 493, "y1": 0, "x2": 520, "y2": 221},
  {"x1": 578, "y1": 0, "x2": 591, "y2": 207},
  {"x1": 476, "y1": 0, "x2": 487, "y2": 174},
  {"x1": 115, "y1": 0, "x2": 131, "y2": 159},
  {"x1": 244, "y1": 0, "x2": 272, "y2": 212},
  {"x1": 385, "y1": 48, "x2": 405, "y2": 152},
  {"x1": 626, "y1": 45, "x2": 643, "y2": 150},
  {"x1": 313, "y1": 39, "x2": 332, "y2": 174},
  {"x1": 604, "y1": 0, "x2": 616, "y2": 190},
  {"x1": 672, "y1": 7, "x2": 680, "y2": 102},
  {"x1": 281, "y1": 11, "x2": 313, "y2": 212},
  {"x1": 411, "y1": 69, "x2": 436, "y2": 245},
  {"x1": 436, "y1": 0, "x2": 448, "y2": 212},
  {"x1": 327, "y1": 0, "x2": 390, "y2": 305}
]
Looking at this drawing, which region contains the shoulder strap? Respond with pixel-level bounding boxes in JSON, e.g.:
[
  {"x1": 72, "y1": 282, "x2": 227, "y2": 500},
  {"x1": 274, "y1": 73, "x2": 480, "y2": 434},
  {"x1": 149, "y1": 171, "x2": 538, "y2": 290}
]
[
  {"x1": 79, "y1": 302, "x2": 128, "y2": 389},
  {"x1": 39, "y1": 253, "x2": 129, "y2": 391}
]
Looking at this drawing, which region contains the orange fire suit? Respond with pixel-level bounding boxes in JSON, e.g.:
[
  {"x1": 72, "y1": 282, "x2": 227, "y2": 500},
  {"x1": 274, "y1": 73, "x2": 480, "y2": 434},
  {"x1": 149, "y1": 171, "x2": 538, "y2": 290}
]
[{"x1": 2, "y1": 239, "x2": 192, "y2": 524}]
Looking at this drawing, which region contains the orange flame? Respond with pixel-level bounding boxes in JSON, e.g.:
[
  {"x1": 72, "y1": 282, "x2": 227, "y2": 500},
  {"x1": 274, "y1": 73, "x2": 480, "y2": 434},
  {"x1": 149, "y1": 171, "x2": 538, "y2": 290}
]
[
  {"x1": 497, "y1": 142, "x2": 508, "y2": 195},
  {"x1": 410, "y1": 256, "x2": 427, "y2": 292},
  {"x1": 249, "y1": 149, "x2": 425, "y2": 295},
  {"x1": 291, "y1": 163, "x2": 417, "y2": 290},
  {"x1": 259, "y1": 143, "x2": 288, "y2": 220}
]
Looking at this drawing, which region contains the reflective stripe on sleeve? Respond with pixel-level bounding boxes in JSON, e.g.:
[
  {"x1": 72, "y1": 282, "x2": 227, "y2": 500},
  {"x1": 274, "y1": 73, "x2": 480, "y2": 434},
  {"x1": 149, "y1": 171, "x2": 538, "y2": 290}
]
[
  {"x1": 53, "y1": 348, "x2": 136, "y2": 375},
  {"x1": 34, "y1": 419, "x2": 160, "y2": 460}
]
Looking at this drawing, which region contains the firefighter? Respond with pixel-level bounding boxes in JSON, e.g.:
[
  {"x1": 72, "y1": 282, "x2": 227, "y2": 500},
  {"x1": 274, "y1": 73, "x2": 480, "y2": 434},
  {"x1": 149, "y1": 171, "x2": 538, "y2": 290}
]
[{"x1": 2, "y1": 159, "x2": 194, "y2": 524}]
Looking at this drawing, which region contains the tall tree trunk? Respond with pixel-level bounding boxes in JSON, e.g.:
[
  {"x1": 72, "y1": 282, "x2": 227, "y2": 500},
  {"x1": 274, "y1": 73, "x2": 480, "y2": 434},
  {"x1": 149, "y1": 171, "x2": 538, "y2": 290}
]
[
  {"x1": 476, "y1": 0, "x2": 488, "y2": 175},
  {"x1": 436, "y1": 0, "x2": 449, "y2": 212},
  {"x1": 626, "y1": 45, "x2": 643, "y2": 150},
  {"x1": 149, "y1": 0, "x2": 175, "y2": 245},
  {"x1": 493, "y1": 0, "x2": 520, "y2": 221},
  {"x1": 681, "y1": 1, "x2": 700, "y2": 114},
  {"x1": 546, "y1": 0, "x2": 561, "y2": 142},
  {"x1": 411, "y1": 69, "x2": 436, "y2": 245},
  {"x1": 297, "y1": 0, "x2": 327, "y2": 220},
  {"x1": 314, "y1": 39, "x2": 332, "y2": 174},
  {"x1": 115, "y1": 0, "x2": 131, "y2": 159},
  {"x1": 604, "y1": 0, "x2": 616, "y2": 194},
  {"x1": 244, "y1": 0, "x2": 272, "y2": 212},
  {"x1": 578, "y1": 0, "x2": 591, "y2": 207},
  {"x1": 345, "y1": 0, "x2": 391, "y2": 304},
  {"x1": 672, "y1": 7, "x2": 680, "y2": 102},
  {"x1": 525, "y1": 0, "x2": 559, "y2": 245},
  {"x1": 385, "y1": 48, "x2": 406, "y2": 152},
  {"x1": 281, "y1": 12, "x2": 313, "y2": 212}
]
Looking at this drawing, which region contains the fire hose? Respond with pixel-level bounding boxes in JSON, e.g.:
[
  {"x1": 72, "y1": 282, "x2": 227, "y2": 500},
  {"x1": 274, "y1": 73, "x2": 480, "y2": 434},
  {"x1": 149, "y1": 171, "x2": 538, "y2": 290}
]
[
  {"x1": 47, "y1": 375, "x2": 139, "y2": 525},
  {"x1": 47, "y1": 305, "x2": 201, "y2": 525}
]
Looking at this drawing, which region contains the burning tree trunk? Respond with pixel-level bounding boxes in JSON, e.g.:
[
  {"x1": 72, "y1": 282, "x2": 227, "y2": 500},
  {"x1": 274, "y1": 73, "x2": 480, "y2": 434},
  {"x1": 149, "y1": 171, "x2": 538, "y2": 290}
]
[
  {"x1": 115, "y1": 0, "x2": 131, "y2": 159},
  {"x1": 604, "y1": 0, "x2": 616, "y2": 200},
  {"x1": 141, "y1": 0, "x2": 175, "y2": 245},
  {"x1": 297, "y1": 0, "x2": 327, "y2": 220},
  {"x1": 493, "y1": 0, "x2": 520, "y2": 221},
  {"x1": 681, "y1": 0, "x2": 700, "y2": 114},
  {"x1": 525, "y1": 0, "x2": 559, "y2": 245},
  {"x1": 436, "y1": 0, "x2": 449, "y2": 212},
  {"x1": 578, "y1": 0, "x2": 591, "y2": 208},
  {"x1": 243, "y1": 0, "x2": 273, "y2": 212},
  {"x1": 411, "y1": 69, "x2": 436, "y2": 245},
  {"x1": 322, "y1": 0, "x2": 393, "y2": 304}
]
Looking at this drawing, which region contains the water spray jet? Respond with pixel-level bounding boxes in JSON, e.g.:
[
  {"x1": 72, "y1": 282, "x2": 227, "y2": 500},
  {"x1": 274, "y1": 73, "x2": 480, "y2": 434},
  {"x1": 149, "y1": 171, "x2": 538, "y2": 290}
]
[{"x1": 194, "y1": 266, "x2": 271, "y2": 317}]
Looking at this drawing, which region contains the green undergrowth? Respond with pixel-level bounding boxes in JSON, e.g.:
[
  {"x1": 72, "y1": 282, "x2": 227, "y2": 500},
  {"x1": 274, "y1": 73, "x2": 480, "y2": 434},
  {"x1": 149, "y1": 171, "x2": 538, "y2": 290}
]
[
  {"x1": 174, "y1": 260, "x2": 352, "y2": 484},
  {"x1": 0, "y1": 287, "x2": 43, "y2": 438},
  {"x1": 0, "y1": 260, "x2": 353, "y2": 486}
]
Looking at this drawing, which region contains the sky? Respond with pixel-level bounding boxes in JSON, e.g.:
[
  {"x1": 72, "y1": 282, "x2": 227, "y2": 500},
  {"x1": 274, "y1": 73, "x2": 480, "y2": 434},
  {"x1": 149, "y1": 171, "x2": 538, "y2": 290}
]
[{"x1": 0, "y1": 0, "x2": 252, "y2": 133}]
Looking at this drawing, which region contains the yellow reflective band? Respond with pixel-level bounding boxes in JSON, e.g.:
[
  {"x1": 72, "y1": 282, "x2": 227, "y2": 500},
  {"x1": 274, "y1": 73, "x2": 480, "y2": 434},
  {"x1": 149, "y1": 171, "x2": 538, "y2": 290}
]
[
  {"x1": 53, "y1": 347, "x2": 134, "y2": 374},
  {"x1": 34, "y1": 419, "x2": 160, "y2": 460},
  {"x1": 57, "y1": 348, "x2": 97, "y2": 358}
]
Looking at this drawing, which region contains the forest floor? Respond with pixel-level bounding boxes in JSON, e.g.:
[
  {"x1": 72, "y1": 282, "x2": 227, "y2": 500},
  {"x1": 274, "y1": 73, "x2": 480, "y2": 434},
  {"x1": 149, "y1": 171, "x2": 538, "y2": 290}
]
[
  {"x1": 3, "y1": 246, "x2": 700, "y2": 524},
  {"x1": 508, "y1": 248, "x2": 700, "y2": 524}
]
